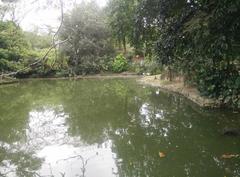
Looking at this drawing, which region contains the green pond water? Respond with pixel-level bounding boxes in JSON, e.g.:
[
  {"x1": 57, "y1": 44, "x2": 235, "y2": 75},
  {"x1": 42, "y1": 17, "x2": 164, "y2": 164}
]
[{"x1": 0, "y1": 79, "x2": 239, "y2": 177}]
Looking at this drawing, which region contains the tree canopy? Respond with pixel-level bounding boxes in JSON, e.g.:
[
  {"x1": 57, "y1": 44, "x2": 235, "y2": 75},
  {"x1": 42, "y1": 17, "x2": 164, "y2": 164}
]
[
  {"x1": 60, "y1": 1, "x2": 114, "y2": 75},
  {"x1": 0, "y1": 21, "x2": 29, "y2": 72}
]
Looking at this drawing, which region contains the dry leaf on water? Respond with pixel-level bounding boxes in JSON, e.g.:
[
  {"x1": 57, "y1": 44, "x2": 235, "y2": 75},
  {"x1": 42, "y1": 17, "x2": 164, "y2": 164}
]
[
  {"x1": 159, "y1": 152, "x2": 166, "y2": 158},
  {"x1": 221, "y1": 154, "x2": 239, "y2": 159}
]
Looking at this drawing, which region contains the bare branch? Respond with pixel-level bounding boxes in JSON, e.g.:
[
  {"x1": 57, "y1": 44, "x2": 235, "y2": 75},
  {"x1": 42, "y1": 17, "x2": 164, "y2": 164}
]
[{"x1": 0, "y1": 0, "x2": 67, "y2": 78}]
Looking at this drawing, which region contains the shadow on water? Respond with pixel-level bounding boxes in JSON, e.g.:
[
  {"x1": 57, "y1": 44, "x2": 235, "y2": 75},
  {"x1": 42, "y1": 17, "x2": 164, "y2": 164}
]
[{"x1": 0, "y1": 79, "x2": 239, "y2": 177}]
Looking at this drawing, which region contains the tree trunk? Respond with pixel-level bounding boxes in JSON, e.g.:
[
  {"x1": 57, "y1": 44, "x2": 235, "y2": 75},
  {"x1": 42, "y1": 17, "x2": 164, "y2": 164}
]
[{"x1": 123, "y1": 37, "x2": 127, "y2": 54}]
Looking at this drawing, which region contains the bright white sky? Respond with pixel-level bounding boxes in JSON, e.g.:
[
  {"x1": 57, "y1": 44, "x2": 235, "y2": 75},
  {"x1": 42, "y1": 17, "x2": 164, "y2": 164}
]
[{"x1": 15, "y1": 0, "x2": 108, "y2": 32}]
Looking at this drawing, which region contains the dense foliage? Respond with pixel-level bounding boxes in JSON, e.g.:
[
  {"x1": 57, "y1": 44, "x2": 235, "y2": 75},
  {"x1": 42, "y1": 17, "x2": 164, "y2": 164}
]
[
  {"x1": 24, "y1": 32, "x2": 52, "y2": 49},
  {"x1": 108, "y1": 0, "x2": 240, "y2": 108},
  {"x1": 0, "y1": 21, "x2": 29, "y2": 72},
  {"x1": 107, "y1": 0, "x2": 136, "y2": 53},
  {"x1": 112, "y1": 54, "x2": 128, "y2": 73},
  {"x1": 59, "y1": 2, "x2": 115, "y2": 75},
  {"x1": 0, "y1": 20, "x2": 60, "y2": 77},
  {"x1": 154, "y1": 0, "x2": 240, "y2": 107}
]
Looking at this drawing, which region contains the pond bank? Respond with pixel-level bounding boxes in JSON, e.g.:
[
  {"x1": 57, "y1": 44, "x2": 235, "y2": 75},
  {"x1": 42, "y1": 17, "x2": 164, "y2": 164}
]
[
  {"x1": 76, "y1": 73, "x2": 140, "y2": 79},
  {"x1": 0, "y1": 73, "x2": 141, "y2": 85},
  {"x1": 0, "y1": 80, "x2": 18, "y2": 85},
  {"x1": 138, "y1": 75, "x2": 220, "y2": 108},
  {"x1": 0, "y1": 77, "x2": 18, "y2": 85}
]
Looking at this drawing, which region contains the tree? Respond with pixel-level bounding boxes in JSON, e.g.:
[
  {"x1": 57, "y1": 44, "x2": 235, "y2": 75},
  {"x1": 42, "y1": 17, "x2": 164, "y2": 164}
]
[
  {"x1": 134, "y1": 0, "x2": 240, "y2": 107},
  {"x1": 0, "y1": 21, "x2": 29, "y2": 72},
  {"x1": 0, "y1": 3, "x2": 9, "y2": 20},
  {"x1": 24, "y1": 31, "x2": 52, "y2": 49},
  {"x1": 60, "y1": 1, "x2": 114, "y2": 75},
  {"x1": 107, "y1": 0, "x2": 137, "y2": 53},
  {"x1": 0, "y1": 0, "x2": 69, "y2": 78},
  {"x1": 107, "y1": 0, "x2": 240, "y2": 107}
]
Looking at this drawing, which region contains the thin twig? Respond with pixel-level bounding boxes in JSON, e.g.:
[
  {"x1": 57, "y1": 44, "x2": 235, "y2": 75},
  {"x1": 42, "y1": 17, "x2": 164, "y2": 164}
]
[{"x1": 56, "y1": 153, "x2": 98, "y2": 177}]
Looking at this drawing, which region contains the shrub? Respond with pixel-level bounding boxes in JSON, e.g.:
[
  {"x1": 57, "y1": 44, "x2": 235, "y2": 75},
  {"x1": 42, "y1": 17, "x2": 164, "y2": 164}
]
[
  {"x1": 98, "y1": 56, "x2": 114, "y2": 72},
  {"x1": 112, "y1": 54, "x2": 128, "y2": 73},
  {"x1": 129, "y1": 55, "x2": 162, "y2": 75}
]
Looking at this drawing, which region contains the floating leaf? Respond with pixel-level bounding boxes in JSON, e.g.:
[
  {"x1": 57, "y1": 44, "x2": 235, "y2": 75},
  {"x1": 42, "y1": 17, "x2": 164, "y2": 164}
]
[{"x1": 159, "y1": 152, "x2": 166, "y2": 158}]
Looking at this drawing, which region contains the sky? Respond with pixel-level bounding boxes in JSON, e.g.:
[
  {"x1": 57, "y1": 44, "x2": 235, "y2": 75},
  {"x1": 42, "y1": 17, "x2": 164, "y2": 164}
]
[{"x1": 16, "y1": 0, "x2": 108, "y2": 32}]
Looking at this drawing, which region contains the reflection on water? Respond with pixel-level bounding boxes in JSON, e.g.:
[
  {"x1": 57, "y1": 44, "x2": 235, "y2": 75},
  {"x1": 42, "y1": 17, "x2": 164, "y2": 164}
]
[
  {"x1": 27, "y1": 106, "x2": 70, "y2": 149},
  {"x1": 28, "y1": 107, "x2": 118, "y2": 177},
  {"x1": 37, "y1": 141, "x2": 118, "y2": 177},
  {"x1": 0, "y1": 79, "x2": 239, "y2": 177}
]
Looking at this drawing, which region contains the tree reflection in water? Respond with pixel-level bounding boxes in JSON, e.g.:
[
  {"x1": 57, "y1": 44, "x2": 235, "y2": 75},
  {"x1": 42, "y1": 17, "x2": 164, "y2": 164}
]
[{"x1": 0, "y1": 79, "x2": 239, "y2": 177}]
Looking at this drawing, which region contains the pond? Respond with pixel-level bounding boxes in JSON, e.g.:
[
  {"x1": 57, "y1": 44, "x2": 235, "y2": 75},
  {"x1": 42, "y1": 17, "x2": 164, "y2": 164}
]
[{"x1": 0, "y1": 79, "x2": 239, "y2": 177}]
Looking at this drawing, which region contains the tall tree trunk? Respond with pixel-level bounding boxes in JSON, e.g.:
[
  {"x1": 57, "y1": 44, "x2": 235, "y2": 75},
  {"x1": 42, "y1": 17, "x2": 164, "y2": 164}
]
[{"x1": 123, "y1": 36, "x2": 127, "y2": 54}]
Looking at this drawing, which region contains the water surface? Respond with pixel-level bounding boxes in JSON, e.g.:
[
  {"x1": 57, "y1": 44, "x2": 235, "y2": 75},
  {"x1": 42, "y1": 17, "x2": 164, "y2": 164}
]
[{"x1": 0, "y1": 79, "x2": 239, "y2": 177}]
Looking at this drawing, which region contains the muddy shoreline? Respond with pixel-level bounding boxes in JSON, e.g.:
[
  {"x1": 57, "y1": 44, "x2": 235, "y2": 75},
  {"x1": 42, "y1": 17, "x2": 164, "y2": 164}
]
[{"x1": 138, "y1": 75, "x2": 221, "y2": 108}]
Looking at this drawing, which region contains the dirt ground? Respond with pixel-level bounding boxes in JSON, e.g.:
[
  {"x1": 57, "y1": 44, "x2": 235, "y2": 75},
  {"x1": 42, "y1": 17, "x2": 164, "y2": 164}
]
[{"x1": 138, "y1": 75, "x2": 220, "y2": 108}]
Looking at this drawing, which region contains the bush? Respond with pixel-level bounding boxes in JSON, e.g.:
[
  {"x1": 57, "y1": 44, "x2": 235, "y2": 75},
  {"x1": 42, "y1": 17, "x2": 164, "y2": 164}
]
[
  {"x1": 55, "y1": 70, "x2": 69, "y2": 77},
  {"x1": 98, "y1": 56, "x2": 114, "y2": 72},
  {"x1": 144, "y1": 59, "x2": 162, "y2": 75},
  {"x1": 129, "y1": 55, "x2": 162, "y2": 75},
  {"x1": 112, "y1": 54, "x2": 128, "y2": 73},
  {"x1": 196, "y1": 66, "x2": 240, "y2": 108}
]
